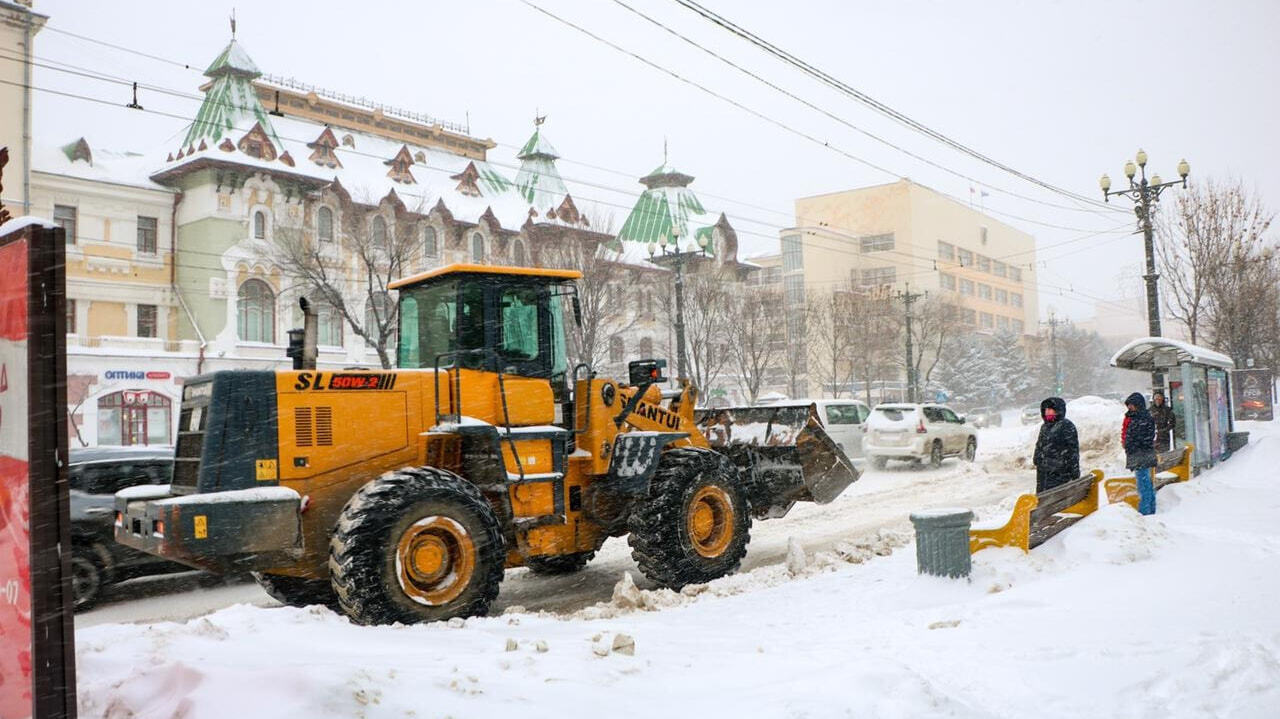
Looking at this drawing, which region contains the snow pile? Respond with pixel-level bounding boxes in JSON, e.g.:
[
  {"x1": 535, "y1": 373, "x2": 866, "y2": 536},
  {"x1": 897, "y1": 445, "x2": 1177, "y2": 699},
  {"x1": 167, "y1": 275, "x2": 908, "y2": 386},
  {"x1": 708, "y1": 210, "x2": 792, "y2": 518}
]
[
  {"x1": 983, "y1": 395, "x2": 1125, "y2": 473},
  {"x1": 75, "y1": 427, "x2": 1280, "y2": 718}
]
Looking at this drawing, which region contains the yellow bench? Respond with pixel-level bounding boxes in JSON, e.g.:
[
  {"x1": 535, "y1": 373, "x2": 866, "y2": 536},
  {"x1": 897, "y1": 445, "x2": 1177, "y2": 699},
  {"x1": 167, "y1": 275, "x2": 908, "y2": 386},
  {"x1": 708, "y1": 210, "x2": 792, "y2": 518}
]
[
  {"x1": 1103, "y1": 445, "x2": 1193, "y2": 510},
  {"x1": 970, "y1": 469, "x2": 1104, "y2": 553}
]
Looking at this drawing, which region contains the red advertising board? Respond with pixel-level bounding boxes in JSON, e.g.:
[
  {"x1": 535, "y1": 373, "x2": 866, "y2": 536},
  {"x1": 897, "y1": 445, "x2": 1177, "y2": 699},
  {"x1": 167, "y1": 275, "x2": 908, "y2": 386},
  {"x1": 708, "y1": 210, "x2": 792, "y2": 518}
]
[
  {"x1": 0, "y1": 235, "x2": 32, "y2": 718},
  {"x1": 0, "y1": 219, "x2": 75, "y2": 719}
]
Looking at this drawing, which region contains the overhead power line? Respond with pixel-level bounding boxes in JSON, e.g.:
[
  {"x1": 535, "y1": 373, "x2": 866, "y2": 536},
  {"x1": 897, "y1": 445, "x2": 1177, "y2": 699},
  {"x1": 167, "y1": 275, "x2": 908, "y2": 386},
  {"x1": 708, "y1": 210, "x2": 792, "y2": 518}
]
[{"x1": 668, "y1": 0, "x2": 1119, "y2": 212}]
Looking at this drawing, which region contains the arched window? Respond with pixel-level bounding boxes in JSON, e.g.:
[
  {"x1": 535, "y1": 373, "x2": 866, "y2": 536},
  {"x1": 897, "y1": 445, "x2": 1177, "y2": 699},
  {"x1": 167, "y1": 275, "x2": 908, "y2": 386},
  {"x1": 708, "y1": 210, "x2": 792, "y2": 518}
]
[
  {"x1": 317, "y1": 207, "x2": 334, "y2": 243},
  {"x1": 512, "y1": 239, "x2": 527, "y2": 266},
  {"x1": 253, "y1": 210, "x2": 267, "y2": 240},
  {"x1": 639, "y1": 337, "x2": 653, "y2": 357},
  {"x1": 423, "y1": 226, "x2": 438, "y2": 257},
  {"x1": 471, "y1": 232, "x2": 486, "y2": 263},
  {"x1": 237, "y1": 279, "x2": 275, "y2": 343},
  {"x1": 609, "y1": 335, "x2": 625, "y2": 363},
  {"x1": 370, "y1": 216, "x2": 387, "y2": 245}
]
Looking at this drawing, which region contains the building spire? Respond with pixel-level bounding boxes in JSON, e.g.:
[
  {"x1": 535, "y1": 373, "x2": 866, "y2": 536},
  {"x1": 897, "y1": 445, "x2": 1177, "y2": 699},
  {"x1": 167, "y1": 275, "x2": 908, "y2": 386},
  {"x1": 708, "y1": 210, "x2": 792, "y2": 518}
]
[
  {"x1": 515, "y1": 114, "x2": 567, "y2": 210},
  {"x1": 230, "y1": 8, "x2": 236, "y2": 38}
]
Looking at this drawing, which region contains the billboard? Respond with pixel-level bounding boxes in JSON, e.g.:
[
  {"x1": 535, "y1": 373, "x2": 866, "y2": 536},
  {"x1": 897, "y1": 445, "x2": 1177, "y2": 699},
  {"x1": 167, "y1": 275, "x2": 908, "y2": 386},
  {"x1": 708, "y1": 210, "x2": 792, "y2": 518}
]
[
  {"x1": 0, "y1": 218, "x2": 75, "y2": 719},
  {"x1": 0, "y1": 232, "x2": 31, "y2": 718},
  {"x1": 1231, "y1": 368, "x2": 1274, "y2": 421}
]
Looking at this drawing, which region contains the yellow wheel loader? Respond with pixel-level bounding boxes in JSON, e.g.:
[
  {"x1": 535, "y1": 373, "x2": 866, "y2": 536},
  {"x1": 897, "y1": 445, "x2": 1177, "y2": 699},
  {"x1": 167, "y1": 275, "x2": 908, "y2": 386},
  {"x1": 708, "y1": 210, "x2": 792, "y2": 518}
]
[{"x1": 115, "y1": 264, "x2": 859, "y2": 624}]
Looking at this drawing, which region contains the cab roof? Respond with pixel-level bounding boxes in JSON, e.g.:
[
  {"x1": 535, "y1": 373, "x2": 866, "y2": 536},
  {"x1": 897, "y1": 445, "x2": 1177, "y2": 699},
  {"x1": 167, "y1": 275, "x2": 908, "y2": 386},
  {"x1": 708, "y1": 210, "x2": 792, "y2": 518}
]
[{"x1": 388, "y1": 263, "x2": 582, "y2": 290}]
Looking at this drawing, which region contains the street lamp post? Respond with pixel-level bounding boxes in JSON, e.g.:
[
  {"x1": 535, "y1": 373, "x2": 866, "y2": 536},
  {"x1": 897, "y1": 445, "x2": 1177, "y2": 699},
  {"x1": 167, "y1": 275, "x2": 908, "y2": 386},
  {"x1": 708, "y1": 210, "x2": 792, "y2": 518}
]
[
  {"x1": 648, "y1": 225, "x2": 710, "y2": 383},
  {"x1": 1100, "y1": 150, "x2": 1190, "y2": 393}
]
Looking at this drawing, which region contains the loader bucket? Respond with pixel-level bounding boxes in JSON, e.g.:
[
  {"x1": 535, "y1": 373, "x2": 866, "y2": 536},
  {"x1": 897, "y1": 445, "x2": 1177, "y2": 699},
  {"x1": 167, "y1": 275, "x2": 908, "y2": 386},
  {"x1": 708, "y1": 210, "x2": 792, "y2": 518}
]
[{"x1": 696, "y1": 404, "x2": 860, "y2": 517}]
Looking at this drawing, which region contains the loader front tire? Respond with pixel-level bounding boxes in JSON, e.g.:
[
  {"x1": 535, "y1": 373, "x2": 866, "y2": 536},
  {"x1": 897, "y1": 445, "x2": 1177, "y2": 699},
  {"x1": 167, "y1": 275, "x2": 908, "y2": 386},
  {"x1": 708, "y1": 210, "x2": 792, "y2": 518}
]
[
  {"x1": 328, "y1": 467, "x2": 504, "y2": 625},
  {"x1": 524, "y1": 551, "x2": 596, "y2": 575},
  {"x1": 253, "y1": 572, "x2": 338, "y2": 610},
  {"x1": 627, "y1": 448, "x2": 750, "y2": 590}
]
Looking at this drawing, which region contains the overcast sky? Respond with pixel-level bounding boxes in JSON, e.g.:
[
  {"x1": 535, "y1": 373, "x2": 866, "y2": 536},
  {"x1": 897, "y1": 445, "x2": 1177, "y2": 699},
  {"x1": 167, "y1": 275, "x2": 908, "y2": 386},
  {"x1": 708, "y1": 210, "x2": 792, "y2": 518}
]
[{"x1": 28, "y1": 0, "x2": 1280, "y2": 322}]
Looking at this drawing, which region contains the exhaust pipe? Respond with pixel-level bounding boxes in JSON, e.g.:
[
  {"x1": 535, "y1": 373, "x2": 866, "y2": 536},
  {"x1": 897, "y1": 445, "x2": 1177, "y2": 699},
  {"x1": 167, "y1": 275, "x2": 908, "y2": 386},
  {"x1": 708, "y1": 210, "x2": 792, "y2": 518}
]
[{"x1": 286, "y1": 297, "x2": 318, "y2": 370}]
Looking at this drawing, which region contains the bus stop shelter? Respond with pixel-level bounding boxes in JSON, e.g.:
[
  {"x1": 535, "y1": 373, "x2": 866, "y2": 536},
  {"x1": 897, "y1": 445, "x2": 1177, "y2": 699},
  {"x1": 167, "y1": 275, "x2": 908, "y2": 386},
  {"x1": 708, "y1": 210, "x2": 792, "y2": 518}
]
[{"x1": 1111, "y1": 337, "x2": 1237, "y2": 470}]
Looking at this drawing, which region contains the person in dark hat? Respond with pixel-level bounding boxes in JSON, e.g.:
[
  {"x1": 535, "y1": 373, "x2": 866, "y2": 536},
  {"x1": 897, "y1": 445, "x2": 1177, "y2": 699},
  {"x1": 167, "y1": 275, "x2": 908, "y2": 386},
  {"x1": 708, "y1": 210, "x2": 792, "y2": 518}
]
[
  {"x1": 1122, "y1": 392, "x2": 1158, "y2": 515},
  {"x1": 1033, "y1": 397, "x2": 1079, "y2": 493},
  {"x1": 1150, "y1": 391, "x2": 1175, "y2": 452}
]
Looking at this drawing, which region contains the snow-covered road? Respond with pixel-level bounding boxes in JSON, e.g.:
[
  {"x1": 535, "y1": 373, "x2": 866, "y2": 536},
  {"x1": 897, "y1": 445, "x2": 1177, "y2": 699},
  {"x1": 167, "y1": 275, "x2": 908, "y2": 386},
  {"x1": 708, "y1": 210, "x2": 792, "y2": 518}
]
[{"x1": 77, "y1": 422, "x2": 1048, "y2": 628}]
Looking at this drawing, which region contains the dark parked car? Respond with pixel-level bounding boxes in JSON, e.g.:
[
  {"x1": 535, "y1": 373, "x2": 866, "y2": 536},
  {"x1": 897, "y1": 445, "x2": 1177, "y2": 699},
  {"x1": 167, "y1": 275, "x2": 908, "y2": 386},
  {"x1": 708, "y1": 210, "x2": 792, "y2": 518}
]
[{"x1": 69, "y1": 446, "x2": 194, "y2": 609}]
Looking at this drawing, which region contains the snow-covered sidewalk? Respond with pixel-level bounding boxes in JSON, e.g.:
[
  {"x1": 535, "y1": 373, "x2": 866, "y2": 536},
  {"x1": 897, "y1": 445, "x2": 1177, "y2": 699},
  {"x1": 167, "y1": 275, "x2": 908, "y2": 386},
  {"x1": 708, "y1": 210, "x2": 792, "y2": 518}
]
[{"x1": 77, "y1": 423, "x2": 1280, "y2": 718}]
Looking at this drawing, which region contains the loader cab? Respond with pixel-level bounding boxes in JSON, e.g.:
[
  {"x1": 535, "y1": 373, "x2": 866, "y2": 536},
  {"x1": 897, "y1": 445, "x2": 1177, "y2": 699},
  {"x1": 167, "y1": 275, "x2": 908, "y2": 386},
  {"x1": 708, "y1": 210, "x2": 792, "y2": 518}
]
[{"x1": 391, "y1": 264, "x2": 581, "y2": 387}]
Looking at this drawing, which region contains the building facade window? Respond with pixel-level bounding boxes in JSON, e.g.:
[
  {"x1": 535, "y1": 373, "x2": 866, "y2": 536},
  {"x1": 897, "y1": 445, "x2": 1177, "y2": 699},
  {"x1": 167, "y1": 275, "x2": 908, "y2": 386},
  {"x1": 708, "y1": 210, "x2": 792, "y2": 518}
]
[
  {"x1": 992, "y1": 260, "x2": 1007, "y2": 278},
  {"x1": 299, "y1": 297, "x2": 343, "y2": 347},
  {"x1": 980, "y1": 312, "x2": 994, "y2": 329},
  {"x1": 1011, "y1": 292, "x2": 1023, "y2": 308},
  {"x1": 67, "y1": 299, "x2": 76, "y2": 334},
  {"x1": 237, "y1": 279, "x2": 275, "y2": 343},
  {"x1": 609, "y1": 335, "x2": 624, "y2": 363},
  {"x1": 959, "y1": 279, "x2": 974, "y2": 296},
  {"x1": 54, "y1": 205, "x2": 77, "y2": 244},
  {"x1": 979, "y1": 284, "x2": 992, "y2": 300},
  {"x1": 860, "y1": 233, "x2": 894, "y2": 253},
  {"x1": 937, "y1": 241, "x2": 955, "y2": 261},
  {"x1": 962, "y1": 308, "x2": 976, "y2": 325},
  {"x1": 639, "y1": 337, "x2": 653, "y2": 356},
  {"x1": 781, "y1": 234, "x2": 802, "y2": 272},
  {"x1": 471, "y1": 232, "x2": 486, "y2": 262},
  {"x1": 137, "y1": 216, "x2": 158, "y2": 254},
  {"x1": 860, "y1": 266, "x2": 896, "y2": 286},
  {"x1": 512, "y1": 239, "x2": 527, "y2": 266},
  {"x1": 940, "y1": 273, "x2": 956, "y2": 291},
  {"x1": 253, "y1": 210, "x2": 267, "y2": 240},
  {"x1": 996, "y1": 315, "x2": 1010, "y2": 330},
  {"x1": 957, "y1": 248, "x2": 973, "y2": 267},
  {"x1": 370, "y1": 216, "x2": 387, "y2": 245},
  {"x1": 317, "y1": 207, "x2": 334, "y2": 243},
  {"x1": 137, "y1": 304, "x2": 157, "y2": 338},
  {"x1": 97, "y1": 390, "x2": 172, "y2": 446},
  {"x1": 995, "y1": 288, "x2": 1008, "y2": 304},
  {"x1": 423, "y1": 226, "x2": 438, "y2": 257},
  {"x1": 979, "y1": 226, "x2": 989, "y2": 245},
  {"x1": 977, "y1": 255, "x2": 991, "y2": 273},
  {"x1": 1009, "y1": 266, "x2": 1023, "y2": 283}
]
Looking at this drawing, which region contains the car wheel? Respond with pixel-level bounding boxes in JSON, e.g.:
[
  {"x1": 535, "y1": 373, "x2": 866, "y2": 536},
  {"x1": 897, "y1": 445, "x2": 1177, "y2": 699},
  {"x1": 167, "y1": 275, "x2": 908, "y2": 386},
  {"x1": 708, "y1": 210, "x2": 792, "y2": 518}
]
[
  {"x1": 71, "y1": 547, "x2": 107, "y2": 611},
  {"x1": 870, "y1": 455, "x2": 887, "y2": 470},
  {"x1": 929, "y1": 441, "x2": 943, "y2": 468},
  {"x1": 964, "y1": 437, "x2": 977, "y2": 462}
]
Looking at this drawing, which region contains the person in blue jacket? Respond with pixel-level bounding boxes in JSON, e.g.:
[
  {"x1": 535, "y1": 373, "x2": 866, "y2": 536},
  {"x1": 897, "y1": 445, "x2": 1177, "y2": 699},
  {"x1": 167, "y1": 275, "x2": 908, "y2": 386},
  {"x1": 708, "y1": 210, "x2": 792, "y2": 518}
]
[{"x1": 1122, "y1": 392, "x2": 1158, "y2": 515}]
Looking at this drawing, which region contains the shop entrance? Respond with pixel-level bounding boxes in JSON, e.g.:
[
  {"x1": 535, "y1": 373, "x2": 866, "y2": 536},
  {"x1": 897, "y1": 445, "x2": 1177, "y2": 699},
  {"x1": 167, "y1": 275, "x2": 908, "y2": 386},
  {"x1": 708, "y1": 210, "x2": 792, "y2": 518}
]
[{"x1": 97, "y1": 390, "x2": 172, "y2": 446}]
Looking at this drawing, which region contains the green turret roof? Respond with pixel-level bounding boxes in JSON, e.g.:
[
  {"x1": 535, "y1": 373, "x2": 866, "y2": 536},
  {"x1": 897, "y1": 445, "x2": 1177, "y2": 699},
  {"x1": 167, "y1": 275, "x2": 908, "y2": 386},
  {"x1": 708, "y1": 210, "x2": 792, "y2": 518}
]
[
  {"x1": 514, "y1": 120, "x2": 567, "y2": 209},
  {"x1": 617, "y1": 156, "x2": 715, "y2": 250},
  {"x1": 182, "y1": 39, "x2": 279, "y2": 149}
]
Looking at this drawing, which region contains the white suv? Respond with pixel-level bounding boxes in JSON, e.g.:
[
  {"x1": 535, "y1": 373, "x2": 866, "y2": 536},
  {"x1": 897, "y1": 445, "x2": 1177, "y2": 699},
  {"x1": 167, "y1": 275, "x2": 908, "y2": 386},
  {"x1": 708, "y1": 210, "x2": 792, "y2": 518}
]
[
  {"x1": 863, "y1": 403, "x2": 977, "y2": 469},
  {"x1": 765, "y1": 399, "x2": 870, "y2": 461}
]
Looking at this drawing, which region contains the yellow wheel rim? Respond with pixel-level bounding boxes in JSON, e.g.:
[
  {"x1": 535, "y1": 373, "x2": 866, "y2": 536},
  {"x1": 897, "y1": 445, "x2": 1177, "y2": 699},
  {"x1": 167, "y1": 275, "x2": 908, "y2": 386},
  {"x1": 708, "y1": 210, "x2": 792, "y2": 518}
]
[
  {"x1": 396, "y1": 516, "x2": 475, "y2": 606},
  {"x1": 687, "y1": 485, "x2": 735, "y2": 558}
]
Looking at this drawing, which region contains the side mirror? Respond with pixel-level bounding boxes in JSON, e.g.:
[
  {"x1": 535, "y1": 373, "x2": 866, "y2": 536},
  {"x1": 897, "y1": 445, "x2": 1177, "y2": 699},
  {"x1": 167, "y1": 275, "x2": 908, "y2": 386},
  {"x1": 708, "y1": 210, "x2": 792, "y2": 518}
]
[{"x1": 571, "y1": 295, "x2": 583, "y2": 327}]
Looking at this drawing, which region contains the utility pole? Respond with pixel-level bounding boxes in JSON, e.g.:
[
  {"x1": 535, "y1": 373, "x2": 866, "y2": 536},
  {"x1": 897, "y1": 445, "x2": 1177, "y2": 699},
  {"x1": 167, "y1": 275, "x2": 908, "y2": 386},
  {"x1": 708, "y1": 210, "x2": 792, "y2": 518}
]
[
  {"x1": 895, "y1": 284, "x2": 925, "y2": 403},
  {"x1": 1042, "y1": 313, "x2": 1063, "y2": 396},
  {"x1": 1100, "y1": 150, "x2": 1190, "y2": 395}
]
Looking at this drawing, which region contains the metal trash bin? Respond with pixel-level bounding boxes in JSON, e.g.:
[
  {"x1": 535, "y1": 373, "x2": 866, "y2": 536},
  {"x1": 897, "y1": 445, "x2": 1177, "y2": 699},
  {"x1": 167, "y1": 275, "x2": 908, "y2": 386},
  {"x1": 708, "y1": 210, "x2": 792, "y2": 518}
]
[{"x1": 909, "y1": 508, "x2": 973, "y2": 579}]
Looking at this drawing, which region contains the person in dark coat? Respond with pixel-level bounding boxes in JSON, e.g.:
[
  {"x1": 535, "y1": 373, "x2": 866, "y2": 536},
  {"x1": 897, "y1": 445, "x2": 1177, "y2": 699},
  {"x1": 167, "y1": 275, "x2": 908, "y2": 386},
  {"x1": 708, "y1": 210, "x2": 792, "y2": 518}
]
[
  {"x1": 1150, "y1": 391, "x2": 1175, "y2": 452},
  {"x1": 1033, "y1": 397, "x2": 1079, "y2": 493},
  {"x1": 1122, "y1": 392, "x2": 1158, "y2": 515}
]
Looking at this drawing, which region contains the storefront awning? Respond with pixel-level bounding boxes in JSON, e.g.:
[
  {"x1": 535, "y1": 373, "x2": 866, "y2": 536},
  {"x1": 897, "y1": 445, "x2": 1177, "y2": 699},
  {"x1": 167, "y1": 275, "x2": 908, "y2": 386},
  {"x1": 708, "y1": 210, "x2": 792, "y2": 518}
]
[{"x1": 1110, "y1": 336, "x2": 1235, "y2": 371}]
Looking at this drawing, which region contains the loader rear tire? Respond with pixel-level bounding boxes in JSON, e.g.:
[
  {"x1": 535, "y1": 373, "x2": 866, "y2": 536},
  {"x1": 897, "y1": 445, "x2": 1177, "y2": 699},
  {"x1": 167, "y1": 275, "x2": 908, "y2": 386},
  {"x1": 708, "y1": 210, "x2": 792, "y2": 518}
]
[
  {"x1": 253, "y1": 572, "x2": 338, "y2": 610},
  {"x1": 524, "y1": 551, "x2": 596, "y2": 575},
  {"x1": 328, "y1": 467, "x2": 504, "y2": 625},
  {"x1": 627, "y1": 448, "x2": 750, "y2": 590}
]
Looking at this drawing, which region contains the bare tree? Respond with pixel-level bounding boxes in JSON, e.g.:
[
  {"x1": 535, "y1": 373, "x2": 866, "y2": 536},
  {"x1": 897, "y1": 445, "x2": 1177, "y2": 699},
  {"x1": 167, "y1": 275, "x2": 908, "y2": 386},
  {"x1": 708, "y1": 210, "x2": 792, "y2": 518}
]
[
  {"x1": 900, "y1": 294, "x2": 963, "y2": 398},
  {"x1": 1160, "y1": 178, "x2": 1277, "y2": 364},
  {"x1": 725, "y1": 285, "x2": 784, "y2": 404},
  {"x1": 846, "y1": 290, "x2": 899, "y2": 406},
  {"x1": 273, "y1": 194, "x2": 416, "y2": 368},
  {"x1": 538, "y1": 214, "x2": 643, "y2": 372},
  {"x1": 682, "y1": 270, "x2": 733, "y2": 404},
  {"x1": 805, "y1": 288, "x2": 856, "y2": 397}
]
